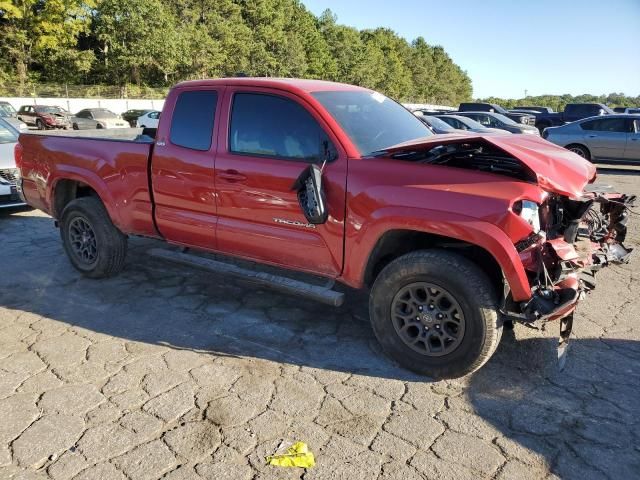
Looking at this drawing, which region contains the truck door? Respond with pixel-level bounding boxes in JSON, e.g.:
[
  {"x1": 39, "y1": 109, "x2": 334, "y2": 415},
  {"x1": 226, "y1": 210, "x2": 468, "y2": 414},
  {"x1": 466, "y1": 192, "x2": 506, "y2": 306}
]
[
  {"x1": 150, "y1": 87, "x2": 223, "y2": 249},
  {"x1": 213, "y1": 88, "x2": 348, "y2": 276}
]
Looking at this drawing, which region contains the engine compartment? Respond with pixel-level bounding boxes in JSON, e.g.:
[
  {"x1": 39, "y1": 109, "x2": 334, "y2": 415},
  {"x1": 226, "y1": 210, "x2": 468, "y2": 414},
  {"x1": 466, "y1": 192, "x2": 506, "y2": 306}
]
[{"x1": 386, "y1": 141, "x2": 538, "y2": 183}]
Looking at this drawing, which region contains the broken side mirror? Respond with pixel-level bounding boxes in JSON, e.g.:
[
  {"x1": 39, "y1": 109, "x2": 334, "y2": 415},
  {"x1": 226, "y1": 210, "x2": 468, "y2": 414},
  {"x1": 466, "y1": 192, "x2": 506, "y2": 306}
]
[{"x1": 292, "y1": 163, "x2": 328, "y2": 225}]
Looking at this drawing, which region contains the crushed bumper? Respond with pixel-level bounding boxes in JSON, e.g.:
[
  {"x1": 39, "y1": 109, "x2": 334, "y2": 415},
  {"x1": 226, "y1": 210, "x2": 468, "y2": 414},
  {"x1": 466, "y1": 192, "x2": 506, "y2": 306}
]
[{"x1": 502, "y1": 188, "x2": 635, "y2": 324}]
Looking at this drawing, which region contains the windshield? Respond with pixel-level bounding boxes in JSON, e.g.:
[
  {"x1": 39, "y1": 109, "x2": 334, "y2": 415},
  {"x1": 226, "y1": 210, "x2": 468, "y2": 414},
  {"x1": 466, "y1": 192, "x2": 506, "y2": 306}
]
[
  {"x1": 450, "y1": 115, "x2": 486, "y2": 129},
  {"x1": 312, "y1": 91, "x2": 432, "y2": 155},
  {"x1": 0, "y1": 103, "x2": 16, "y2": 117},
  {"x1": 491, "y1": 104, "x2": 508, "y2": 114},
  {"x1": 490, "y1": 113, "x2": 518, "y2": 126},
  {"x1": 92, "y1": 109, "x2": 118, "y2": 119},
  {"x1": 424, "y1": 116, "x2": 455, "y2": 131},
  {"x1": 0, "y1": 121, "x2": 18, "y2": 144},
  {"x1": 36, "y1": 106, "x2": 65, "y2": 114}
]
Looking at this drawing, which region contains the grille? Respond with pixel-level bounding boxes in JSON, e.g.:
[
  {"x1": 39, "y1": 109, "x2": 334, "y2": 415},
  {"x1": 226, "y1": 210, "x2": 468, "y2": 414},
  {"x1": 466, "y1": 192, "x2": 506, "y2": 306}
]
[
  {"x1": 0, "y1": 192, "x2": 20, "y2": 203},
  {"x1": 0, "y1": 169, "x2": 18, "y2": 185}
]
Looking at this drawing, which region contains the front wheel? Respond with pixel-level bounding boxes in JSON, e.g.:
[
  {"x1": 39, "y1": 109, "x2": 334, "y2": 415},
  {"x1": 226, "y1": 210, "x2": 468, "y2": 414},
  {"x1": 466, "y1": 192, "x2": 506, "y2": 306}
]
[
  {"x1": 36, "y1": 119, "x2": 45, "y2": 130},
  {"x1": 369, "y1": 250, "x2": 502, "y2": 378},
  {"x1": 60, "y1": 197, "x2": 128, "y2": 278}
]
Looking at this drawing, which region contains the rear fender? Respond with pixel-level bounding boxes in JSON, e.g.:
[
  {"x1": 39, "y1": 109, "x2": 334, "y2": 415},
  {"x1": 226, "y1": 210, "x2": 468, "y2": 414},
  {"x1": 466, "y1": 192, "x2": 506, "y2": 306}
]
[{"x1": 49, "y1": 167, "x2": 122, "y2": 228}]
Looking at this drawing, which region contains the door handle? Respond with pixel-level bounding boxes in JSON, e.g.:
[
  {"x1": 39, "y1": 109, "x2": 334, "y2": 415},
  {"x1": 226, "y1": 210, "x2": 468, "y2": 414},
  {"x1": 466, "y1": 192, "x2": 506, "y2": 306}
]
[
  {"x1": 587, "y1": 135, "x2": 598, "y2": 138},
  {"x1": 218, "y1": 169, "x2": 247, "y2": 182},
  {"x1": 631, "y1": 138, "x2": 638, "y2": 141}
]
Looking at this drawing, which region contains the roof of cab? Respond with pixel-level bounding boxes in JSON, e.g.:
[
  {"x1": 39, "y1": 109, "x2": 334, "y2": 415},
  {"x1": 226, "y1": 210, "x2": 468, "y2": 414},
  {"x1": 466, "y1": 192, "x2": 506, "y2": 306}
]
[{"x1": 173, "y1": 77, "x2": 370, "y2": 94}]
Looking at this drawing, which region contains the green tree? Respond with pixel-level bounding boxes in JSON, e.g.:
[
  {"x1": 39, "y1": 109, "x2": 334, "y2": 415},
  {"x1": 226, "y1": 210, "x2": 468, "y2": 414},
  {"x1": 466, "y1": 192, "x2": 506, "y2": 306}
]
[
  {"x1": 93, "y1": 0, "x2": 183, "y2": 89},
  {"x1": 0, "y1": 0, "x2": 95, "y2": 91},
  {"x1": 0, "y1": 0, "x2": 480, "y2": 104}
]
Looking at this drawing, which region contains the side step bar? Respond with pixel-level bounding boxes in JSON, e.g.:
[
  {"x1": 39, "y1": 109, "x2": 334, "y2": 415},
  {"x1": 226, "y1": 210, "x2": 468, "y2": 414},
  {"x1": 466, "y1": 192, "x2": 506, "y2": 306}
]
[{"x1": 148, "y1": 248, "x2": 345, "y2": 307}]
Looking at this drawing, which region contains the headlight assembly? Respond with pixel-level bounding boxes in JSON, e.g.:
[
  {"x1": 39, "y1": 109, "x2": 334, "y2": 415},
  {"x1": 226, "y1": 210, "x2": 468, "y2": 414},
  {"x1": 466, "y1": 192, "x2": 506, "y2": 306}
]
[{"x1": 514, "y1": 200, "x2": 541, "y2": 233}]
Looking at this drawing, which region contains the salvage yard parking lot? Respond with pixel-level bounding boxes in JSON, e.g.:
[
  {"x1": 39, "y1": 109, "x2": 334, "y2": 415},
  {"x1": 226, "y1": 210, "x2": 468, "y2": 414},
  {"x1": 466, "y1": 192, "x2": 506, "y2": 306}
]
[{"x1": 1, "y1": 170, "x2": 639, "y2": 480}]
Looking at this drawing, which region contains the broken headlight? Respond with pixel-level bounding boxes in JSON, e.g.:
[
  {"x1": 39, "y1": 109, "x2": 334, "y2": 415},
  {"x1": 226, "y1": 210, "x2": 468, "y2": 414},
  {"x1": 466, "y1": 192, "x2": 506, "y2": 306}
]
[{"x1": 514, "y1": 200, "x2": 541, "y2": 233}]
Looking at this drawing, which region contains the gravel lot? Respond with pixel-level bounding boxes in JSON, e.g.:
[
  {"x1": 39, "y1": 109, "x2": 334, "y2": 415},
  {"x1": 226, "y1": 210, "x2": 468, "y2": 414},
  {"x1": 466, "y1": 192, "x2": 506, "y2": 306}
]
[{"x1": 1, "y1": 171, "x2": 639, "y2": 480}]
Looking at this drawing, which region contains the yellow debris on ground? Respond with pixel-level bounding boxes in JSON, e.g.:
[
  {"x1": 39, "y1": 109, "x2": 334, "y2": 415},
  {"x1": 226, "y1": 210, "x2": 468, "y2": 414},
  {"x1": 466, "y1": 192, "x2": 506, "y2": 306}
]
[{"x1": 265, "y1": 441, "x2": 316, "y2": 468}]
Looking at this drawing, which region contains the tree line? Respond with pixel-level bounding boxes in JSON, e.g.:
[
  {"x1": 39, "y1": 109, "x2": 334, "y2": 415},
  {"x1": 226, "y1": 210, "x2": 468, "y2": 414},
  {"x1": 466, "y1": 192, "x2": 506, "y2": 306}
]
[
  {"x1": 478, "y1": 93, "x2": 640, "y2": 110},
  {"x1": 0, "y1": 0, "x2": 472, "y2": 104}
]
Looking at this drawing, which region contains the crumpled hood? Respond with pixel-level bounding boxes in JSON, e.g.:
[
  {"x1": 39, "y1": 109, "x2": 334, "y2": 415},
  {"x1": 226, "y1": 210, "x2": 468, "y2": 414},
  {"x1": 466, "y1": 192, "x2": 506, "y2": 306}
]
[{"x1": 384, "y1": 133, "x2": 596, "y2": 199}]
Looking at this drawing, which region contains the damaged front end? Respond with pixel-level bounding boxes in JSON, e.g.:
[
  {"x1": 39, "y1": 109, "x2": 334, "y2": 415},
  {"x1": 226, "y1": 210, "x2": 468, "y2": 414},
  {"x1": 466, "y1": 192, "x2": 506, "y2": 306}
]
[{"x1": 502, "y1": 185, "x2": 635, "y2": 362}]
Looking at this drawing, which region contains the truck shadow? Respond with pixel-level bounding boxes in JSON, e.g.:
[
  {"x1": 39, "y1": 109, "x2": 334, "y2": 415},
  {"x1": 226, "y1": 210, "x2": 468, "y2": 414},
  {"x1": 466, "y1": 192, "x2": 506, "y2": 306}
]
[
  {"x1": 1, "y1": 213, "x2": 639, "y2": 477},
  {"x1": 465, "y1": 330, "x2": 640, "y2": 478}
]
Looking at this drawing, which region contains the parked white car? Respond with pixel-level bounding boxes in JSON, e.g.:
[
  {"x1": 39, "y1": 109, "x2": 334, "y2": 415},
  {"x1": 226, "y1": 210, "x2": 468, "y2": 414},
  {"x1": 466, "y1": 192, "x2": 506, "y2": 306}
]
[
  {"x1": 0, "y1": 117, "x2": 26, "y2": 209},
  {"x1": 136, "y1": 111, "x2": 161, "y2": 128}
]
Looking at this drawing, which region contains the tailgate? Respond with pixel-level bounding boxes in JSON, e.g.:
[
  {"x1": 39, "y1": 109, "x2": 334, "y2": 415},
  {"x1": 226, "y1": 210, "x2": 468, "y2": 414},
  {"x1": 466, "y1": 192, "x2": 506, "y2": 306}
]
[{"x1": 19, "y1": 131, "x2": 156, "y2": 236}]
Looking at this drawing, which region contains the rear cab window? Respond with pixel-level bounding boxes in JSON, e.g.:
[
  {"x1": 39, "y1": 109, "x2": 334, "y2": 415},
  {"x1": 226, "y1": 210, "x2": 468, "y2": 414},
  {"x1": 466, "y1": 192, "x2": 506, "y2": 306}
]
[{"x1": 170, "y1": 90, "x2": 218, "y2": 151}]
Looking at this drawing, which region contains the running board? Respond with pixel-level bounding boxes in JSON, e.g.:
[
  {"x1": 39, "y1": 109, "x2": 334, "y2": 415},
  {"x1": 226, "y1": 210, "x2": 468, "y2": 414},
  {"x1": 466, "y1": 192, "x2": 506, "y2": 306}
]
[{"x1": 148, "y1": 248, "x2": 345, "y2": 307}]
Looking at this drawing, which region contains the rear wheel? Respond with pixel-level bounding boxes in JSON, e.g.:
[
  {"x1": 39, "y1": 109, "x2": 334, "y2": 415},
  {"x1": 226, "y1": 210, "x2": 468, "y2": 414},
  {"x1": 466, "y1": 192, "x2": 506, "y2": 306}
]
[
  {"x1": 369, "y1": 250, "x2": 502, "y2": 378},
  {"x1": 566, "y1": 144, "x2": 591, "y2": 160},
  {"x1": 60, "y1": 197, "x2": 128, "y2": 278}
]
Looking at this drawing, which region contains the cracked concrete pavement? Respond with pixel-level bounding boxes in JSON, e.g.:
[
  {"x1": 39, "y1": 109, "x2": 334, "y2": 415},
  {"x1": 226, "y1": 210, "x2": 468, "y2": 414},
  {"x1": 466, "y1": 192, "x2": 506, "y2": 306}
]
[{"x1": 0, "y1": 171, "x2": 639, "y2": 479}]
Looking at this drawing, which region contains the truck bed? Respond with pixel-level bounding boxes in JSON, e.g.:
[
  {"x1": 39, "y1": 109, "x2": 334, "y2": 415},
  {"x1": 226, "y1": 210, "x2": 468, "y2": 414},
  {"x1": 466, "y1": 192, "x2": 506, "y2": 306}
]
[
  {"x1": 24, "y1": 127, "x2": 155, "y2": 143},
  {"x1": 19, "y1": 129, "x2": 158, "y2": 237}
]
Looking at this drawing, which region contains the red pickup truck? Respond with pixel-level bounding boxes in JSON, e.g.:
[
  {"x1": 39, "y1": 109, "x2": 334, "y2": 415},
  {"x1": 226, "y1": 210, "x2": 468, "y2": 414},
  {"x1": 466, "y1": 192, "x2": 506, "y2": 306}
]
[{"x1": 15, "y1": 78, "x2": 634, "y2": 378}]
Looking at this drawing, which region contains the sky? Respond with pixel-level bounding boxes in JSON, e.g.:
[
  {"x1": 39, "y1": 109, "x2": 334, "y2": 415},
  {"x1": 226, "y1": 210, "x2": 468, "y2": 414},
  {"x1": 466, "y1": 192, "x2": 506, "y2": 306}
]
[{"x1": 301, "y1": 0, "x2": 640, "y2": 99}]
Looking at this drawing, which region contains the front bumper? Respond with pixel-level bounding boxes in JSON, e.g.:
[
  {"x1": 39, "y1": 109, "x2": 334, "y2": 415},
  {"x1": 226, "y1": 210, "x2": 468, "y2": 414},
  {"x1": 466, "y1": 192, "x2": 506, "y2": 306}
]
[
  {"x1": 0, "y1": 183, "x2": 26, "y2": 208},
  {"x1": 502, "y1": 188, "x2": 634, "y2": 323}
]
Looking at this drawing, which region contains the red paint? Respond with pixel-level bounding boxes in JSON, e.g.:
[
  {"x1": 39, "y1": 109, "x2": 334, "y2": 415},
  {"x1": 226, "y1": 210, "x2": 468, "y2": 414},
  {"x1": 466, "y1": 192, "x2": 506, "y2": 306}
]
[{"x1": 18, "y1": 77, "x2": 602, "y2": 303}]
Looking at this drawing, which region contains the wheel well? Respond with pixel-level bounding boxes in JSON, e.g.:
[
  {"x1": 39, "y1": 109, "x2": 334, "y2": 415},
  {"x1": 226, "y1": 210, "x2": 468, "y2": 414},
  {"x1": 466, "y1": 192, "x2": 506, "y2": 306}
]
[
  {"x1": 53, "y1": 179, "x2": 99, "y2": 218},
  {"x1": 364, "y1": 230, "x2": 504, "y2": 295},
  {"x1": 564, "y1": 143, "x2": 590, "y2": 156}
]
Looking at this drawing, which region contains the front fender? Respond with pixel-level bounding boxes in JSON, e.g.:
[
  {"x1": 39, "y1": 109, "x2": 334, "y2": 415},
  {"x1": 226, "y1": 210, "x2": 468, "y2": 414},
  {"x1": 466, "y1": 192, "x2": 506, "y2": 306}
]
[{"x1": 341, "y1": 206, "x2": 532, "y2": 301}]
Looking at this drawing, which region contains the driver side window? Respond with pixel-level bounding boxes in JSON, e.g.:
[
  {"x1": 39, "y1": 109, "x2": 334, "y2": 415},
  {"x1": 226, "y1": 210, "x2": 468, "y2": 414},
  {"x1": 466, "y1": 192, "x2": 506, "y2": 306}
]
[{"x1": 229, "y1": 93, "x2": 335, "y2": 162}]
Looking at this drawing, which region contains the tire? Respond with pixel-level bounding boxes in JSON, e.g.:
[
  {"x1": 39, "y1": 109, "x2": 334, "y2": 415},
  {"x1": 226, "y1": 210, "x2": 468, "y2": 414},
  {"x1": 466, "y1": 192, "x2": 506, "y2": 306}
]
[
  {"x1": 59, "y1": 197, "x2": 128, "y2": 278},
  {"x1": 36, "y1": 119, "x2": 45, "y2": 130},
  {"x1": 73, "y1": 123, "x2": 79, "y2": 130},
  {"x1": 565, "y1": 144, "x2": 591, "y2": 160},
  {"x1": 369, "y1": 250, "x2": 502, "y2": 379}
]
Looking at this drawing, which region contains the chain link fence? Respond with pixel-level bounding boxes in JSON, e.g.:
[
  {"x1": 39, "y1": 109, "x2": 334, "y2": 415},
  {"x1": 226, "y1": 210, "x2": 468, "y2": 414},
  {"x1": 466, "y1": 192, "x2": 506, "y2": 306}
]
[{"x1": 0, "y1": 83, "x2": 168, "y2": 99}]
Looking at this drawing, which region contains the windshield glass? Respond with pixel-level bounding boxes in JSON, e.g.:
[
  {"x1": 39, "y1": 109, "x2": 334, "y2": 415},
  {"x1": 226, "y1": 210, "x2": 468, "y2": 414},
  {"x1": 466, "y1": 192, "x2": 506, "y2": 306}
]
[
  {"x1": 424, "y1": 116, "x2": 455, "y2": 131},
  {"x1": 0, "y1": 121, "x2": 18, "y2": 144},
  {"x1": 312, "y1": 91, "x2": 432, "y2": 155},
  {"x1": 448, "y1": 116, "x2": 485, "y2": 129},
  {"x1": 0, "y1": 103, "x2": 16, "y2": 117},
  {"x1": 92, "y1": 109, "x2": 118, "y2": 119},
  {"x1": 35, "y1": 106, "x2": 65, "y2": 114},
  {"x1": 491, "y1": 104, "x2": 508, "y2": 114},
  {"x1": 491, "y1": 113, "x2": 518, "y2": 126}
]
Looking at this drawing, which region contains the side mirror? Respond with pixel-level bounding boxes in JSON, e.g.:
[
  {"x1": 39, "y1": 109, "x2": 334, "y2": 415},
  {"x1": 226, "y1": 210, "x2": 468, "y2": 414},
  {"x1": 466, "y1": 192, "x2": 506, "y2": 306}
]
[{"x1": 292, "y1": 163, "x2": 328, "y2": 225}]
